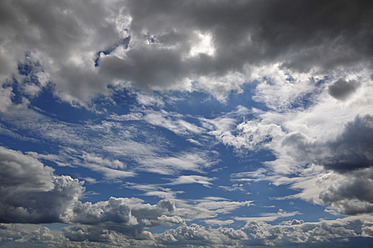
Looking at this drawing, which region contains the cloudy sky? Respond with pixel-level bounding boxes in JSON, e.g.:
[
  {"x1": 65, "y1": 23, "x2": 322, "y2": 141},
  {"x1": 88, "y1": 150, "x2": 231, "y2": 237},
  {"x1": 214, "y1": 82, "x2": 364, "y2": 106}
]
[{"x1": 1, "y1": 0, "x2": 373, "y2": 247}]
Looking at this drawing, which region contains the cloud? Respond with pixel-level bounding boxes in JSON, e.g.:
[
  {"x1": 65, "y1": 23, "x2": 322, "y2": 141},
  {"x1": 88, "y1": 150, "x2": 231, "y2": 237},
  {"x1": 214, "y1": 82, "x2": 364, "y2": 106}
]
[
  {"x1": 2, "y1": 0, "x2": 373, "y2": 104},
  {"x1": 168, "y1": 175, "x2": 216, "y2": 187},
  {"x1": 278, "y1": 114, "x2": 373, "y2": 174},
  {"x1": 143, "y1": 109, "x2": 204, "y2": 135},
  {"x1": 320, "y1": 115, "x2": 373, "y2": 172},
  {"x1": 1, "y1": 216, "x2": 373, "y2": 247},
  {"x1": 65, "y1": 198, "x2": 184, "y2": 238},
  {"x1": 222, "y1": 71, "x2": 373, "y2": 215},
  {"x1": 235, "y1": 209, "x2": 301, "y2": 223},
  {"x1": 136, "y1": 151, "x2": 216, "y2": 175},
  {"x1": 156, "y1": 216, "x2": 373, "y2": 247},
  {"x1": 124, "y1": 182, "x2": 184, "y2": 199},
  {"x1": 204, "y1": 219, "x2": 235, "y2": 226},
  {"x1": 175, "y1": 197, "x2": 253, "y2": 221},
  {"x1": 0, "y1": 146, "x2": 187, "y2": 239},
  {"x1": 328, "y1": 79, "x2": 361, "y2": 100},
  {"x1": 81, "y1": 153, "x2": 135, "y2": 179},
  {"x1": 0, "y1": 146, "x2": 83, "y2": 223}
]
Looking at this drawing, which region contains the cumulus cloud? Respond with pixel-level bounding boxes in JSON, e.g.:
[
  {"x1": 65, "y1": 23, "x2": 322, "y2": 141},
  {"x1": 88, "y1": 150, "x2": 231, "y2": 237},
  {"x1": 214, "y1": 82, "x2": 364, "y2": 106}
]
[
  {"x1": 0, "y1": 146, "x2": 186, "y2": 239},
  {"x1": 64, "y1": 197, "x2": 184, "y2": 239},
  {"x1": 0, "y1": 146, "x2": 83, "y2": 223},
  {"x1": 156, "y1": 216, "x2": 373, "y2": 247},
  {"x1": 1, "y1": 216, "x2": 373, "y2": 247}
]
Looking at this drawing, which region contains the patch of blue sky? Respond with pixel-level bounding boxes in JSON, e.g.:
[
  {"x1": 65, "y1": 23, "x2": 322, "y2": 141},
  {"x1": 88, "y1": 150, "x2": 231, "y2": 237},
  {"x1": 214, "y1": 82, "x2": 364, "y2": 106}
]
[
  {"x1": 94, "y1": 86, "x2": 138, "y2": 114},
  {"x1": 162, "y1": 81, "x2": 268, "y2": 119},
  {"x1": 30, "y1": 86, "x2": 99, "y2": 123},
  {"x1": 0, "y1": 119, "x2": 61, "y2": 155}
]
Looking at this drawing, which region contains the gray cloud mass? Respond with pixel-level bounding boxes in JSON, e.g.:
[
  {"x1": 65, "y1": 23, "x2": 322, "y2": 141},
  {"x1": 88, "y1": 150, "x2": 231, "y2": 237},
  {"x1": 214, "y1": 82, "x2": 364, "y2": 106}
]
[
  {"x1": 0, "y1": 146, "x2": 83, "y2": 223},
  {"x1": 328, "y1": 79, "x2": 361, "y2": 100},
  {"x1": 1, "y1": 0, "x2": 373, "y2": 103}
]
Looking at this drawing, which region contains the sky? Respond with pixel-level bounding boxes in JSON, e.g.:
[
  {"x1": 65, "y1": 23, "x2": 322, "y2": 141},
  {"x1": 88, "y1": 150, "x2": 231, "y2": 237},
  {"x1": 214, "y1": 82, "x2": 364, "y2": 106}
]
[{"x1": 1, "y1": 0, "x2": 373, "y2": 247}]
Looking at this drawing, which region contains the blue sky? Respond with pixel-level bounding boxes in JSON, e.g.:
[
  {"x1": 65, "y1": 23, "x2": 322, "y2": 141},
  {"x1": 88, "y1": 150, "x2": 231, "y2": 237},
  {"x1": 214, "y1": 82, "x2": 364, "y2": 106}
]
[{"x1": 1, "y1": 0, "x2": 373, "y2": 247}]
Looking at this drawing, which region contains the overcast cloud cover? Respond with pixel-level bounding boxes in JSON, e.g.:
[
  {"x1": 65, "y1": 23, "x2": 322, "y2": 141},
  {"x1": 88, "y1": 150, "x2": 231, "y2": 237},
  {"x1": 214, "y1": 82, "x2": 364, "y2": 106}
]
[{"x1": 1, "y1": 0, "x2": 373, "y2": 247}]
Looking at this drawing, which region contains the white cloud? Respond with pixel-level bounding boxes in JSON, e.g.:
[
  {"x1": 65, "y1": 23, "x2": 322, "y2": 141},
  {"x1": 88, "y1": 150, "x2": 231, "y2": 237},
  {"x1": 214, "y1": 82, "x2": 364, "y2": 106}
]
[
  {"x1": 137, "y1": 151, "x2": 216, "y2": 175},
  {"x1": 81, "y1": 153, "x2": 135, "y2": 179},
  {"x1": 168, "y1": 175, "x2": 216, "y2": 187},
  {"x1": 204, "y1": 219, "x2": 235, "y2": 226},
  {"x1": 143, "y1": 109, "x2": 204, "y2": 135},
  {"x1": 235, "y1": 209, "x2": 301, "y2": 223},
  {"x1": 175, "y1": 197, "x2": 253, "y2": 221},
  {"x1": 124, "y1": 182, "x2": 184, "y2": 199}
]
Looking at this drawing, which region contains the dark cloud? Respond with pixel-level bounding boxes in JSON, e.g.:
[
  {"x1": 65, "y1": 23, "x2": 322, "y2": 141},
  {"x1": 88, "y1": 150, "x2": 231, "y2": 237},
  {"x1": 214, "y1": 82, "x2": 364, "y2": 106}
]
[
  {"x1": 104, "y1": 0, "x2": 373, "y2": 87},
  {"x1": 1, "y1": 0, "x2": 373, "y2": 103},
  {"x1": 322, "y1": 115, "x2": 373, "y2": 172},
  {"x1": 320, "y1": 171, "x2": 373, "y2": 215},
  {"x1": 0, "y1": 146, "x2": 83, "y2": 223},
  {"x1": 329, "y1": 79, "x2": 361, "y2": 100},
  {"x1": 0, "y1": 0, "x2": 119, "y2": 102},
  {"x1": 281, "y1": 115, "x2": 373, "y2": 214},
  {"x1": 282, "y1": 115, "x2": 373, "y2": 173}
]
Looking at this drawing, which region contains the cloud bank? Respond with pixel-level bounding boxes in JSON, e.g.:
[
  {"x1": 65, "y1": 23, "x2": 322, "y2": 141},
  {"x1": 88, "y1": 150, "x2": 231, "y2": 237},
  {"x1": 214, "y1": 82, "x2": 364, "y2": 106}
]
[{"x1": 1, "y1": 0, "x2": 373, "y2": 105}]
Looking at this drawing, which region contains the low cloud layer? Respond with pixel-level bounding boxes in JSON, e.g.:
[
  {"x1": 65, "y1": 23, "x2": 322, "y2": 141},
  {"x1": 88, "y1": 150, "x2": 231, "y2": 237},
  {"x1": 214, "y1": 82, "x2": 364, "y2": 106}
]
[{"x1": 1, "y1": 216, "x2": 373, "y2": 247}]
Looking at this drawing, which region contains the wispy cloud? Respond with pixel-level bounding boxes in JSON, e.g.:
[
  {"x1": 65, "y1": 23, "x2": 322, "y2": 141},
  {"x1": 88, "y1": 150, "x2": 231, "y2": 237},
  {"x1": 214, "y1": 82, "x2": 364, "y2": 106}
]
[{"x1": 168, "y1": 175, "x2": 216, "y2": 187}]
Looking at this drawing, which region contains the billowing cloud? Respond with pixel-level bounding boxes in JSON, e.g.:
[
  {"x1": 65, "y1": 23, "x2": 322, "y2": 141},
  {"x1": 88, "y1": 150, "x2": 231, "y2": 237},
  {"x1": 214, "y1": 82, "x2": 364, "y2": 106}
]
[
  {"x1": 1, "y1": 216, "x2": 373, "y2": 247},
  {"x1": 157, "y1": 216, "x2": 373, "y2": 247},
  {"x1": 0, "y1": 146, "x2": 83, "y2": 223},
  {"x1": 1, "y1": 0, "x2": 373, "y2": 104},
  {"x1": 280, "y1": 114, "x2": 373, "y2": 172},
  {"x1": 65, "y1": 198, "x2": 184, "y2": 239},
  {"x1": 320, "y1": 115, "x2": 373, "y2": 172},
  {"x1": 0, "y1": 146, "x2": 185, "y2": 238}
]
